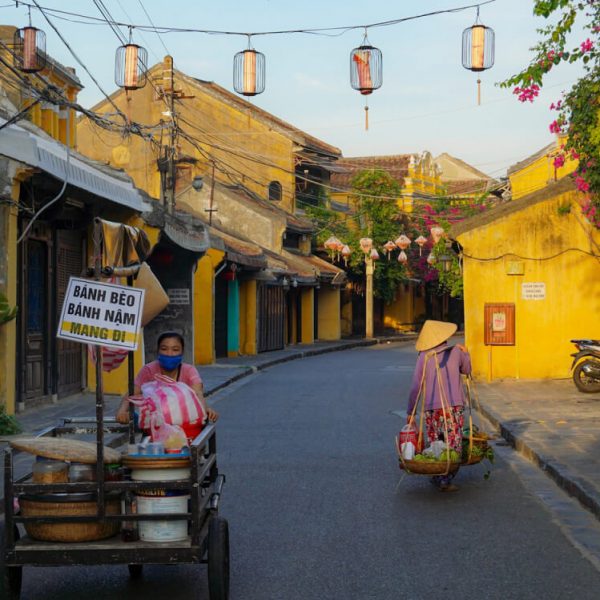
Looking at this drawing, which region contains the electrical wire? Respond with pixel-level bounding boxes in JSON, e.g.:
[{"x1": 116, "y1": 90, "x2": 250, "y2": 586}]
[
  {"x1": 10, "y1": 1, "x2": 496, "y2": 38},
  {"x1": 461, "y1": 247, "x2": 600, "y2": 261},
  {"x1": 136, "y1": 0, "x2": 170, "y2": 56}
]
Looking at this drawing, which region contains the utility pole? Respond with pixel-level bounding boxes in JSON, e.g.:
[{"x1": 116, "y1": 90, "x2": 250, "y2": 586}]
[{"x1": 365, "y1": 220, "x2": 374, "y2": 339}]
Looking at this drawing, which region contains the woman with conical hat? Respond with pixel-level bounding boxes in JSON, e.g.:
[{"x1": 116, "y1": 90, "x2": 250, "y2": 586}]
[{"x1": 406, "y1": 320, "x2": 471, "y2": 491}]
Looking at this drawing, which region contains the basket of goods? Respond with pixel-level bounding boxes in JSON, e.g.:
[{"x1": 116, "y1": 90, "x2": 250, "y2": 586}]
[
  {"x1": 460, "y1": 379, "x2": 495, "y2": 467},
  {"x1": 397, "y1": 437, "x2": 462, "y2": 475}
]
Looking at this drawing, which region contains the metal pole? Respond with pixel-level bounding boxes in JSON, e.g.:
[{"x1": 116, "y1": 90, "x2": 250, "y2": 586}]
[
  {"x1": 92, "y1": 219, "x2": 105, "y2": 517},
  {"x1": 365, "y1": 255, "x2": 374, "y2": 339}
]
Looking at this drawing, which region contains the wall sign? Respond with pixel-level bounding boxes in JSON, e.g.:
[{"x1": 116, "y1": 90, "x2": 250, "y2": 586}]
[
  {"x1": 522, "y1": 282, "x2": 546, "y2": 300},
  {"x1": 57, "y1": 277, "x2": 145, "y2": 350},
  {"x1": 167, "y1": 288, "x2": 190, "y2": 305}
]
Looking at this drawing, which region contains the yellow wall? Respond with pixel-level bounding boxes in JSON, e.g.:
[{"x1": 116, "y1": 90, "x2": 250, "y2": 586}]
[
  {"x1": 383, "y1": 282, "x2": 421, "y2": 331},
  {"x1": 194, "y1": 250, "x2": 224, "y2": 365},
  {"x1": 300, "y1": 287, "x2": 314, "y2": 344},
  {"x1": 239, "y1": 279, "x2": 257, "y2": 354},
  {"x1": 316, "y1": 286, "x2": 340, "y2": 340},
  {"x1": 458, "y1": 188, "x2": 600, "y2": 380},
  {"x1": 510, "y1": 137, "x2": 578, "y2": 201}
]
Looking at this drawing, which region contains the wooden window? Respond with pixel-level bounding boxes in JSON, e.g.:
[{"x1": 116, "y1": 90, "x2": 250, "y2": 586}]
[
  {"x1": 484, "y1": 303, "x2": 515, "y2": 345},
  {"x1": 268, "y1": 181, "x2": 282, "y2": 202}
]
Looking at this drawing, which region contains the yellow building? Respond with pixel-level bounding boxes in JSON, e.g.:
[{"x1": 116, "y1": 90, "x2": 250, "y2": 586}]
[
  {"x1": 452, "y1": 143, "x2": 600, "y2": 381},
  {"x1": 77, "y1": 56, "x2": 346, "y2": 367}
]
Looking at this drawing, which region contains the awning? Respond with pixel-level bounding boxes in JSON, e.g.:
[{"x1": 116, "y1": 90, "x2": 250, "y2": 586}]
[
  {"x1": 208, "y1": 227, "x2": 267, "y2": 269},
  {"x1": 0, "y1": 117, "x2": 149, "y2": 212}
]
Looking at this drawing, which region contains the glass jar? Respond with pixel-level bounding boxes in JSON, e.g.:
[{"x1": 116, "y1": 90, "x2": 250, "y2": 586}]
[{"x1": 32, "y1": 457, "x2": 69, "y2": 484}]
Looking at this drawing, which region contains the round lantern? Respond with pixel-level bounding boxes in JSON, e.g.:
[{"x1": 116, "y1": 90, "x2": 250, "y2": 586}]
[
  {"x1": 359, "y1": 237, "x2": 373, "y2": 254},
  {"x1": 341, "y1": 244, "x2": 352, "y2": 266},
  {"x1": 350, "y1": 34, "x2": 382, "y2": 130},
  {"x1": 324, "y1": 235, "x2": 341, "y2": 251},
  {"x1": 14, "y1": 26, "x2": 46, "y2": 73},
  {"x1": 234, "y1": 44, "x2": 265, "y2": 96},
  {"x1": 462, "y1": 8, "x2": 495, "y2": 104},
  {"x1": 383, "y1": 240, "x2": 396, "y2": 260},
  {"x1": 415, "y1": 235, "x2": 427, "y2": 256},
  {"x1": 430, "y1": 226, "x2": 445, "y2": 244},
  {"x1": 397, "y1": 250, "x2": 408, "y2": 264},
  {"x1": 115, "y1": 33, "x2": 148, "y2": 90},
  {"x1": 395, "y1": 234, "x2": 411, "y2": 250}
]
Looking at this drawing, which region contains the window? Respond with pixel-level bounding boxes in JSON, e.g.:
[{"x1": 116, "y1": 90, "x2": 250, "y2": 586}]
[{"x1": 268, "y1": 181, "x2": 282, "y2": 202}]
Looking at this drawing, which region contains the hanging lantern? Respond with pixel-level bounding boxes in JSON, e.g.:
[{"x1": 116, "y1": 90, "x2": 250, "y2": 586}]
[
  {"x1": 430, "y1": 226, "x2": 445, "y2": 244},
  {"x1": 397, "y1": 250, "x2": 408, "y2": 264},
  {"x1": 324, "y1": 235, "x2": 341, "y2": 251},
  {"x1": 234, "y1": 38, "x2": 265, "y2": 96},
  {"x1": 395, "y1": 234, "x2": 411, "y2": 250},
  {"x1": 462, "y1": 7, "x2": 495, "y2": 105},
  {"x1": 427, "y1": 252, "x2": 436, "y2": 266},
  {"x1": 370, "y1": 248, "x2": 380, "y2": 261},
  {"x1": 14, "y1": 25, "x2": 46, "y2": 73},
  {"x1": 383, "y1": 240, "x2": 396, "y2": 260},
  {"x1": 115, "y1": 29, "x2": 148, "y2": 90},
  {"x1": 359, "y1": 237, "x2": 373, "y2": 254},
  {"x1": 341, "y1": 244, "x2": 352, "y2": 266},
  {"x1": 350, "y1": 31, "x2": 382, "y2": 131},
  {"x1": 415, "y1": 235, "x2": 427, "y2": 256}
]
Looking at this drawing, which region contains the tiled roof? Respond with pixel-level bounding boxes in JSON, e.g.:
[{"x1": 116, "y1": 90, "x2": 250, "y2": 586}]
[
  {"x1": 507, "y1": 142, "x2": 556, "y2": 176},
  {"x1": 330, "y1": 155, "x2": 411, "y2": 190},
  {"x1": 443, "y1": 179, "x2": 494, "y2": 196}
]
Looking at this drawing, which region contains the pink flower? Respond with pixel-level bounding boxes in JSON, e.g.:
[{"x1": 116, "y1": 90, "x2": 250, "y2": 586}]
[
  {"x1": 580, "y1": 39, "x2": 594, "y2": 53},
  {"x1": 575, "y1": 176, "x2": 590, "y2": 192},
  {"x1": 553, "y1": 155, "x2": 565, "y2": 169},
  {"x1": 549, "y1": 120, "x2": 562, "y2": 134},
  {"x1": 513, "y1": 84, "x2": 540, "y2": 103}
]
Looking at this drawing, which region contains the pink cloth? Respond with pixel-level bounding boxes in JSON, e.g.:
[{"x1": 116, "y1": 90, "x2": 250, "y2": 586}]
[{"x1": 135, "y1": 360, "x2": 202, "y2": 389}]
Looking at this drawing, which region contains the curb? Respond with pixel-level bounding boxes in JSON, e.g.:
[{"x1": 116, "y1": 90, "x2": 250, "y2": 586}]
[
  {"x1": 205, "y1": 335, "x2": 416, "y2": 398},
  {"x1": 478, "y1": 402, "x2": 600, "y2": 521}
]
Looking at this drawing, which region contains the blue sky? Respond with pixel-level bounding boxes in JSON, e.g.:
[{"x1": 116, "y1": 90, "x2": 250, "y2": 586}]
[{"x1": 1, "y1": 0, "x2": 588, "y2": 178}]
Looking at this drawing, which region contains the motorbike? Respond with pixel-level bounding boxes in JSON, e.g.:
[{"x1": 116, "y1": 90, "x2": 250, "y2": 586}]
[{"x1": 570, "y1": 339, "x2": 600, "y2": 393}]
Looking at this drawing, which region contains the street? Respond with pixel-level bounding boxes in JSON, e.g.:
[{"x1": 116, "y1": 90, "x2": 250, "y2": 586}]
[{"x1": 14, "y1": 343, "x2": 600, "y2": 599}]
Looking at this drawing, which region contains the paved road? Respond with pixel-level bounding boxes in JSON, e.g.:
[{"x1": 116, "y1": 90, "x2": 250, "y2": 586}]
[{"x1": 11, "y1": 343, "x2": 600, "y2": 599}]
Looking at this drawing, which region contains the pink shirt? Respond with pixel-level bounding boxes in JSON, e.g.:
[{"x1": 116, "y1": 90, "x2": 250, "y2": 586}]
[{"x1": 135, "y1": 360, "x2": 202, "y2": 389}]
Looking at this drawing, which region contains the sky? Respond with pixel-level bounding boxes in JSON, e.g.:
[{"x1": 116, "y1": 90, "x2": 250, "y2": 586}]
[{"x1": 0, "y1": 0, "x2": 589, "y2": 179}]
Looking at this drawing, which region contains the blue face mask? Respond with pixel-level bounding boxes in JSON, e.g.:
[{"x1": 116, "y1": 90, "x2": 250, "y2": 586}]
[{"x1": 158, "y1": 353, "x2": 183, "y2": 371}]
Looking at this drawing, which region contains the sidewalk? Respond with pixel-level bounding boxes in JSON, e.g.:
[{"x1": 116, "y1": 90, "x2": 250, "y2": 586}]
[
  {"x1": 4, "y1": 338, "x2": 600, "y2": 524},
  {"x1": 476, "y1": 379, "x2": 600, "y2": 520}
]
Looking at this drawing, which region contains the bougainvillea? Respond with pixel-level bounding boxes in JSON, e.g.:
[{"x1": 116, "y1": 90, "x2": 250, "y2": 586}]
[{"x1": 500, "y1": 1, "x2": 600, "y2": 228}]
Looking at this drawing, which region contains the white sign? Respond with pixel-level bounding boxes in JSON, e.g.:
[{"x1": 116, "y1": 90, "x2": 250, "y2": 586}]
[
  {"x1": 492, "y1": 312, "x2": 506, "y2": 332},
  {"x1": 522, "y1": 282, "x2": 546, "y2": 300},
  {"x1": 57, "y1": 277, "x2": 145, "y2": 350},
  {"x1": 167, "y1": 288, "x2": 190, "y2": 305}
]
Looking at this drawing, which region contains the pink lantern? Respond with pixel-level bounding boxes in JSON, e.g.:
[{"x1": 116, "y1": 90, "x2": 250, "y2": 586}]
[
  {"x1": 395, "y1": 234, "x2": 411, "y2": 250},
  {"x1": 427, "y1": 252, "x2": 436, "y2": 266},
  {"x1": 324, "y1": 235, "x2": 341, "y2": 251},
  {"x1": 383, "y1": 240, "x2": 396, "y2": 260},
  {"x1": 415, "y1": 235, "x2": 427, "y2": 256},
  {"x1": 335, "y1": 240, "x2": 345, "y2": 252},
  {"x1": 341, "y1": 244, "x2": 352, "y2": 266},
  {"x1": 397, "y1": 250, "x2": 408, "y2": 264},
  {"x1": 370, "y1": 248, "x2": 380, "y2": 261},
  {"x1": 359, "y1": 237, "x2": 373, "y2": 254},
  {"x1": 430, "y1": 226, "x2": 445, "y2": 244}
]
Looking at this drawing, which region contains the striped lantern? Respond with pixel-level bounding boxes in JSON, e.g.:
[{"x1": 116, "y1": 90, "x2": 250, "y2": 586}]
[
  {"x1": 350, "y1": 34, "x2": 382, "y2": 130},
  {"x1": 234, "y1": 48, "x2": 265, "y2": 96},
  {"x1": 462, "y1": 8, "x2": 495, "y2": 104},
  {"x1": 115, "y1": 41, "x2": 148, "y2": 90},
  {"x1": 14, "y1": 26, "x2": 46, "y2": 73}
]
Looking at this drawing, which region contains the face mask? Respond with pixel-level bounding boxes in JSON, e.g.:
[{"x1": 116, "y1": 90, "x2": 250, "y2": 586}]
[{"x1": 158, "y1": 353, "x2": 183, "y2": 371}]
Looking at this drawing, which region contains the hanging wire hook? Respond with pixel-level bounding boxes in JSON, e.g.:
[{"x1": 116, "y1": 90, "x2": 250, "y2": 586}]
[
  {"x1": 128, "y1": 25, "x2": 134, "y2": 44},
  {"x1": 246, "y1": 34, "x2": 253, "y2": 50},
  {"x1": 362, "y1": 27, "x2": 369, "y2": 46}
]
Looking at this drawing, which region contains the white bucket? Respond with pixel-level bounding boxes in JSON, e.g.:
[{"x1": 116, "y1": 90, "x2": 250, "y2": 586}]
[
  {"x1": 136, "y1": 494, "x2": 190, "y2": 542},
  {"x1": 131, "y1": 467, "x2": 191, "y2": 482}
]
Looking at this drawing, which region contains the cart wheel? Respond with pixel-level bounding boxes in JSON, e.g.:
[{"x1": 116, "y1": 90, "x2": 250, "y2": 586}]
[
  {"x1": 207, "y1": 516, "x2": 230, "y2": 600},
  {"x1": 0, "y1": 521, "x2": 22, "y2": 600},
  {"x1": 128, "y1": 564, "x2": 143, "y2": 579}
]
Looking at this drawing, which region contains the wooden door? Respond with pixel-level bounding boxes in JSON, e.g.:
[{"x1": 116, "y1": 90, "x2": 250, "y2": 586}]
[
  {"x1": 23, "y1": 239, "x2": 47, "y2": 400},
  {"x1": 258, "y1": 284, "x2": 284, "y2": 352},
  {"x1": 56, "y1": 230, "x2": 83, "y2": 396}
]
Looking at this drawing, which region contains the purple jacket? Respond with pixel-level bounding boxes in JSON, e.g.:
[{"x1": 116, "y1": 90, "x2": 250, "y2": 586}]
[{"x1": 406, "y1": 343, "x2": 472, "y2": 414}]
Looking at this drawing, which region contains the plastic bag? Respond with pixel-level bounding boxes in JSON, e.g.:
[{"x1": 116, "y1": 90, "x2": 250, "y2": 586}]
[
  {"x1": 149, "y1": 411, "x2": 188, "y2": 453},
  {"x1": 135, "y1": 374, "x2": 207, "y2": 430}
]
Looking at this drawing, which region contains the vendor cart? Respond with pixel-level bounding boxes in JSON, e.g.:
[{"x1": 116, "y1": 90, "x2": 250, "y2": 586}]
[{"x1": 1, "y1": 219, "x2": 230, "y2": 599}]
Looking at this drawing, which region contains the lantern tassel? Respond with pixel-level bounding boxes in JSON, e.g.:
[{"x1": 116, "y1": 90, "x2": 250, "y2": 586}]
[
  {"x1": 477, "y1": 78, "x2": 481, "y2": 106},
  {"x1": 364, "y1": 103, "x2": 369, "y2": 131}
]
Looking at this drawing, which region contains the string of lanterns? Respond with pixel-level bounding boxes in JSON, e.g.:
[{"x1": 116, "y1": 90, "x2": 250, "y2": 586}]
[
  {"x1": 323, "y1": 225, "x2": 457, "y2": 271},
  {"x1": 12, "y1": 6, "x2": 495, "y2": 116}
]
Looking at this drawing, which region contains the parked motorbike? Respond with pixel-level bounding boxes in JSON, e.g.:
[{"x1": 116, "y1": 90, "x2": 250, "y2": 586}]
[{"x1": 570, "y1": 339, "x2": 600, "y2": 393}]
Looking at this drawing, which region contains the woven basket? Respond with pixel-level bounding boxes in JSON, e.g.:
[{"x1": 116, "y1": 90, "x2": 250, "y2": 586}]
[
  {"x1": 399, "y1": 459, "x2": 461, "y2": 475},
  {"x1": 461, "y1": 454, "x2": 484, "y2": 466},
  {"x1": 20, "y1": 496, "x2": 120, "y2": 542}
]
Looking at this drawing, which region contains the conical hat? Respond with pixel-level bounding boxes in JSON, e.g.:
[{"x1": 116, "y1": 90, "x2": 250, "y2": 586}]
[{"x1": 415, "y1": 320, "x2": 457, "y2": 352}]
